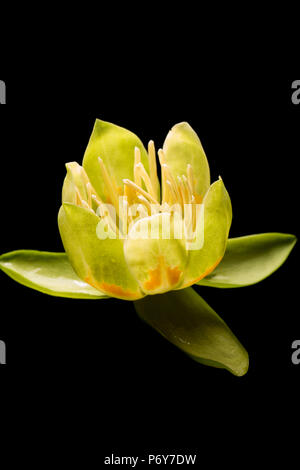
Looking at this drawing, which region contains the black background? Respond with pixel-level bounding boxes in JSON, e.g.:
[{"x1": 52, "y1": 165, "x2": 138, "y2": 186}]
[{"x1": 0, "y1": 77, "x2": 299, "y2": 464}]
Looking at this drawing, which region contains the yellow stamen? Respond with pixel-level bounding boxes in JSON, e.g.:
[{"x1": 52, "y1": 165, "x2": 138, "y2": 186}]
[
  {"x1": 98, "y1": 157, "x2": 119, "y2": 214},
  {"x1": 187, "y1": 164, "x2": 195, "y2": 196},
  {"x1": 136, "y1": 162, "x2": 157, "y2": 201},
  {"x1": 137, "y1": 195, "x2": 152, "y2": 213},
  {"x1": 160, "y1": 164, "x2": 168, "y2": 204},
  {"x1": 162, "y1": 164, "x2": 181, "y2": 205},
  {"x1": 177, "y1": 176, "x2": 185, "y2": 206},
  {"x1": 92, "y1": 195, "x2": 119, "y2": 235},
  {"x1": 123, "y1": 179, "x2": 158, "y2": 205},
  {"x1": 182, "y1": 175, "x2": 192, "y2": 203},
  {"x1": 86, "y1": 182, "x2": 92, "y2": 207},
  {"x1": 81, "y1": 200, "x2": 94, "y2": 212},
  {"x1": 75, "y1": 188, "x2": 84, "y2": 206},
  {"x1": 158, "y1": 149, "x2": 173, "y2": 205},
  {"x1": 81, "y1": 167, "x2": 91, "y2": 186},
  {"x1": 75, "y1": 188, "x2": 94, "y2": 213},
  {"x1": 178, "y1": 176, "x2": 189, "y2": 205},
  {"x1": 164, "y1": 181, "x2": 174, "y2": 205},
  {"x1": 118, "y1": 196, "x2": 129, "y2": 237},
  {"x1": 148, "y1": 140, "x2": 159, "y2": 197},
  {"x1": 124, "y1": 183, "x2": 138, "y2": 205},
  {"x1": 91, "y1": 194, "x2": 101, "y2": 206},
  {"x1": 134, "y1": 147, "x2": 142, "y2": 187},
  {"x1": 158, "y1": 148, "x2": 166, "y2": 166}
]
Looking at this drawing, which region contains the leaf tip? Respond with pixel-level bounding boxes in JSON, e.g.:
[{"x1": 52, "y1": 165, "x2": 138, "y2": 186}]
[{"x1": 230, "y1": 353, "x2": 249, "y2": 377}]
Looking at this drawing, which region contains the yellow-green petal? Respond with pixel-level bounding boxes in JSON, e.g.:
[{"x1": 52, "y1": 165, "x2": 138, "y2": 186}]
[
  {"x1": 62, "y1": 162, "x2": 89, "y2": 204},
  {"x1": 0, "y1": 250, "x2": 108, "y2": 299},
  {"x1": 163, "y1": 122, "x2": 210, "y2": 199},
  {"x1": 134, "y1": 287, "x2": 249, "y2": 377},
  {"x1": 58, "y1": 203, "x2": 143, "y2": 300},
  {"x1": 124, "y1": 213, "x2": 188, "y2": 295},
  {"x1": 83, "y1": 119, "x2": 149, "y2": 201},
  {"x1": 180, "y1": 178, "x2": 232, "y2": 288}
]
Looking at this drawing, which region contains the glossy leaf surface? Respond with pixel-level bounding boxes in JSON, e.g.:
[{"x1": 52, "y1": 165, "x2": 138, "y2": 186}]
[
  {"x1": 197, "y1": 233, "x2": 297, "y2": 288},
  {"x1": 134, "y1": 287, "x2": 249, "y2": 376},
  {"x1": 0, "y1": 250, "x2": 108, "y2": 299}
]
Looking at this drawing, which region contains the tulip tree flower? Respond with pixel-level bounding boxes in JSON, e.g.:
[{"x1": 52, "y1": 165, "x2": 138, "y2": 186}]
[{"x1": 0, "y1": 120, "x2": 296, "y2": 376}]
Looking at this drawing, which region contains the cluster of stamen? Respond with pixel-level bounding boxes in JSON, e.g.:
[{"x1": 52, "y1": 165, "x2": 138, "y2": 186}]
[{"x1": 74, "y1": 141, "x2": 200, "y2": 236}]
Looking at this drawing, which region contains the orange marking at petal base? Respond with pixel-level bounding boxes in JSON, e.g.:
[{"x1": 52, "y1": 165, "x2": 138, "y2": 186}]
[
  {"x1": 166, "y1": 265, "x2": 182, "y2": 286},
  {"x1": 143, "y1": 256, "x2": 182, "y2": 292},
  {"x1": 84, "y1": 275, "x2": 141, "y2": 300},
  {"x1": 100, "y1": 282, "x2": 140, "y2": 299},
  {"x1": 181, "y1": 256, "x2": 223, "y2": 289},
  {"x1": 144, "y1": 264, "x2": 162, "y2": 291}
]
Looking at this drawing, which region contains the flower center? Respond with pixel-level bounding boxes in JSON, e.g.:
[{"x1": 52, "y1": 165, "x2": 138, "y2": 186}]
[{"x1": 73, "y1": 141, "x2": 201, "y2": 236}]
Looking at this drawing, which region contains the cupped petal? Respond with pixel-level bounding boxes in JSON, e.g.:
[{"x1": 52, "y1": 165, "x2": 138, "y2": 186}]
[
  {"x1": 180, "y1": 178, "x2": 232, "y2": 288},
  {"x1": 0, "y1": 250, "x2": 108, "y2": 299},
  {"x1": 163, "y1": 122, "x2": 210, "y2": 200},
  {"x1": 197, "y1": 233, "x2": 297, "y2": 288},
  {"x1": 62, "y1": 162, "x2": 90, "y2": 204},
  {"x1": 124, "y1": 213, "x2": 188, "y2": 295},
  {"x1": 134, "y1": 287, "x2": 249, "y2": 376},
  {"x1": 58, "y1": 203, "x2": 144, "y2": 300},
  {"x1": 83, "y1": 119, "x2": 149, "y2": 201}
]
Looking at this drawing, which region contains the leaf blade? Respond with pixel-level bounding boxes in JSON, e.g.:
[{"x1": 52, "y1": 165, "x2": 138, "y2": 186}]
[
  {"x1": 197, "y1": 233, "x2": 297, "y2": 288},
  {"x1": 0, "y1": 250, "x2": 109, "y2": 299},
  {"x1": 134, "y1": 287, "x2": 249, "y2": 376}
]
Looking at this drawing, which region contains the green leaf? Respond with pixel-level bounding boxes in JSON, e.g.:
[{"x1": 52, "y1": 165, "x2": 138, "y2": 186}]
[
  {"x1": 58, "y1": 203, "x2": 144, "y2": 300},
  {"x1": 163, "y1": 122, "x2": 210, "y2": 199},
  {"x1": 0, "y1": 250, "x2": 109, "y2": 299},
  {"x1": 82, "y1": 119, "x2": 150, "y2": 202},
  {"x1": 134, "y1": 287, "x2": 249, "y2": 376},
  {"x1": 197, "y1": 233, "x2": 297, "y2": 288}
]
